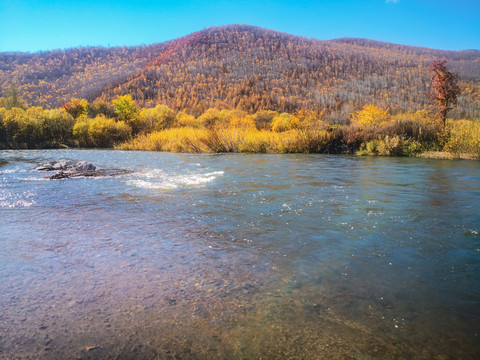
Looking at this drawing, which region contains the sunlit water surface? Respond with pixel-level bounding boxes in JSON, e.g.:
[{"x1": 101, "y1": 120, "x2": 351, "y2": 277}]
[{"x1": 1, "y1": 150, "x2": 479, "y2": 359}]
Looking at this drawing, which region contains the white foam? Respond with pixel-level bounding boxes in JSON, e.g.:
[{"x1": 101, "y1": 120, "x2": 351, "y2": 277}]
[
  {"x1": 20, "y1": 176, "x2": 47, "y2": 181},
  {"x1": 126, "y1": 170, "x2": 224, "y2": 190},
  {"x1": 0, "y1": 168, "x2": 19, "y2": 174},
  {"x1": 0, "y1": 200, "x2": 36, "y2": 208}
]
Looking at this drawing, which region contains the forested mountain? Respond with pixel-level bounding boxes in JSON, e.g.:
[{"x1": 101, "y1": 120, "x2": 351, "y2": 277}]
[
  {"x1": 1, "y1": 25, "x2": 479, "y2": 119},
  {"x1": 0, "y1": 45, "x2": 167, "y2": 107}
]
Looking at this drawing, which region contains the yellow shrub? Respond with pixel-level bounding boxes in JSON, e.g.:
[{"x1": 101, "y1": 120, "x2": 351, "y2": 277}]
[
  {"x1": 119, "y1": 127, "x2": 339, "y2": 154},
  {"x1": 252, "y1": 110, "x2": 278, "y2": 130},
  {"x1": 228, "y1": 114, "x2": 256, "y2": 129},
  {"x1": 73, "y1": 116, "x2": 93, "y2": 147},
  {"x1": 444, "y1": 119, "x2": 480, "y2": 157},
  {"x1": 175, "y1": 111, "x2": 198, "y2": 128},
  {"x1": 139, "y1": 104, "x2": 176, "y2": 132},
  {"x1": 296, "y1": 108, "x2": 327, "y2": 130},
  {"x1": 201, "y1": 127, "x2": 247, "y2": 152},
  {"x1": 118, "y1": 127, "x2": 208, "y2": 152},
  {"x1": 197, "y1": 108, "x2": 224, "y2": 128},
  {"x1": 349, "y1": 105, "x2": 390, "y2": 127},
  {"x1": 271, "y1": 113, "x2": 300, "y2": 132},
  {"x1": 87, "y1": 116, "x2": 132, "y2": 147},
  {"x1": 410, "y1": 110, "x2": 437, "y2": 125},
  {"x1": 269, "y1": 129, "x2": 335, "y2": 153},
  {"x1": 272, "y1": 130, "x2": 302, "y2": 152},
  {"x1": 238, "y1": 130, "x2": 271, "y2": 153}
]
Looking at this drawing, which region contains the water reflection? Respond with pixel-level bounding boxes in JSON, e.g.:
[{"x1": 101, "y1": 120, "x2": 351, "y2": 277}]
[{"x1": 0, "y1": 150, "x2": 479, "y2": 359}]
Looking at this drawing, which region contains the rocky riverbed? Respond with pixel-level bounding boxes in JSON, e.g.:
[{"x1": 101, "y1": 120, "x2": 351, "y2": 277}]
[{"x1": 32, "y1": 159, "x2": 131, "y2": 179}]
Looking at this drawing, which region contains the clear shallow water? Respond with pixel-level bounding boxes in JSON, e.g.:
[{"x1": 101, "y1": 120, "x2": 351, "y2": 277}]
[{"x1": 1, "y1": 150, "x2": 479, "y2": 359}]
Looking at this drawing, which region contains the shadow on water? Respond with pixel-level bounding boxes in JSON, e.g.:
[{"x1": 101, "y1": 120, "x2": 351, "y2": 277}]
[
  {"x1": 0, "y1": 150, "x2": 479, "y2": 359},
  {"x1": 0, "y1": 159, "x2": 9, "y2": 168}
]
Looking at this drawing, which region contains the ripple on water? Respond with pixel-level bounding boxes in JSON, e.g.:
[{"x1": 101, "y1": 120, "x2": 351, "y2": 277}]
[
  {"x1": 0, "y1": 168, "x2": 20, "y2": 174},
  {"x1": 0, "y1": 186, "x2": 37, "y2": 208},
  {"x1": 125, "y1": 169, "x2": 224, "y2": 190},
  {"x1": 464, "y1": 229, "x2": 479, "y2": 237}
]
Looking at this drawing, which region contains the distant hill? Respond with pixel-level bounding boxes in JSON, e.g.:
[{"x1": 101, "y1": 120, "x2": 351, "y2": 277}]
[
  {"x1": 1, "y1": 25, "x2": 479, "y2": 118},
  {"x1": 0, "y1": 45, "x2": 166, "y2": 107}
]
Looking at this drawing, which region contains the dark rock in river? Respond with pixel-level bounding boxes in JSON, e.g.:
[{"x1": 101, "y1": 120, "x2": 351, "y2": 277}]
[
  {"x1": 32, "y1": 159, "x2": 131, "y2": 179},
  {"x1": 33, "y1": 159, "x2": 97, "y2": 172},
  {"x1": 48, "y1": 169, "x2": 131, "y2": 180}
]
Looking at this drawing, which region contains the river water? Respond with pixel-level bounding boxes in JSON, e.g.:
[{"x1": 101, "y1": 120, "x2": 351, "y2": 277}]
[{"x1": 1, "y1": 149, "x2": 479, "y2": 359}]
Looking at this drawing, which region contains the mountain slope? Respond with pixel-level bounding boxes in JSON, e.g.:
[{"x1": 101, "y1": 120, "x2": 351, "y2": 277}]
[
  {"x1": 1, "y1": 25, "x2": 479, "y2": 118},
  {"x1": 0, "y1": 44, "x2": 167, "y2": 107},
  {"x1": 97, "y1": 25, "x2": 480, "y2": 118}
]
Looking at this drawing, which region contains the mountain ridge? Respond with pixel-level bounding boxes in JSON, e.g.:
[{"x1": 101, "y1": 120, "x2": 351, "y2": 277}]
[{"x1": 3, "y1": 24, "x2": 480, "y2": 55}]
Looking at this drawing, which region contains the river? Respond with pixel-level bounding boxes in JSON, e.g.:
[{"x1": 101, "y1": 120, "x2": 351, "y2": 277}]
[{"x1": 1, "y1": 150, "x2": 479, "y2": 359}]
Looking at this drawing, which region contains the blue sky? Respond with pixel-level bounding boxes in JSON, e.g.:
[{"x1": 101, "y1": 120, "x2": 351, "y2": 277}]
[{"x1": 0, "y1": 0, "x2": 478, "y2": 52}]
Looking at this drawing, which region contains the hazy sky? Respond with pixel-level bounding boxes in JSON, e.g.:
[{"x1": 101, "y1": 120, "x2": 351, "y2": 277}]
[{"x1": 0, "y1": 0, "x2": 478, "y2": 52}]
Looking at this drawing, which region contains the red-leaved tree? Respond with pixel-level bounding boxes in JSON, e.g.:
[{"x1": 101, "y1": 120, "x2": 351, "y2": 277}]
[{"x1": 429, "y1": 60, "x2": 460, "y2": 126}]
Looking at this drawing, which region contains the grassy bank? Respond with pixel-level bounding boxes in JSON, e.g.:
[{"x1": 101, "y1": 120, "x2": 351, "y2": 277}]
[
  {"x1": 1, "y1": 97, "x2": 479, "y2": 159},
  {"x1": 117, "y1": 107, "x2": 480, "y2": 159},
  {"x1": 117, "y1": 127, "x2": 339, "y2": 154}
]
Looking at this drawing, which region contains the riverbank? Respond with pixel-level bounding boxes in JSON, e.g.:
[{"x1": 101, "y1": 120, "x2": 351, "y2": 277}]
[
  {"x1": 2, "y1": 102, "x2": 479, "y2": 159},
  {"x1": 116, "y1": 123, "x2": 480, "y2": 160},
  {"x1": 417, "y1": 151, "x2": 480, "y2": 160}
]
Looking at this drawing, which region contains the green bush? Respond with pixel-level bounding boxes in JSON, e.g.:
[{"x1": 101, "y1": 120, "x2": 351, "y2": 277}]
[
  {"x1": 41, "y1": 109, "x2": 75, "y2": 146},
  {"x1": 358, "y1": 139, "x2": 380, "y2": 156},
  {"x1": 112, "y1": 95, "x2": 141, "y2": 134},
  {"x1": 359, "y1": 137, "x2": 423, "y2": 157}
]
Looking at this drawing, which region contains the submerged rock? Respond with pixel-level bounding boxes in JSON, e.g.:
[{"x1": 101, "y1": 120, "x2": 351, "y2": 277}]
[
  {"x1": 32, "y1": 159, "x2": 131, "y2": 179},
  {"x1": 48, "y1": 169, "x2": 131, "y2": 180}
]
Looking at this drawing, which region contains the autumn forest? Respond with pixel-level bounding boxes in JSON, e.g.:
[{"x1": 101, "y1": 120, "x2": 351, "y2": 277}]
[{"x1": 0, "y1": 25, "x2": 479, "y2": 158}]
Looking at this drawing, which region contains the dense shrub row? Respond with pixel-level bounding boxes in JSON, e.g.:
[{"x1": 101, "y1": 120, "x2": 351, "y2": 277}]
[{"x1": 0, "y1": 95, "x2": 479, "y2": 158}]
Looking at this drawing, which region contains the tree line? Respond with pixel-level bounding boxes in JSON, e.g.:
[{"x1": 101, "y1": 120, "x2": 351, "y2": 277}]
[{"x1": 0, "y1": 61, "x2": 478, "y2": 158}]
